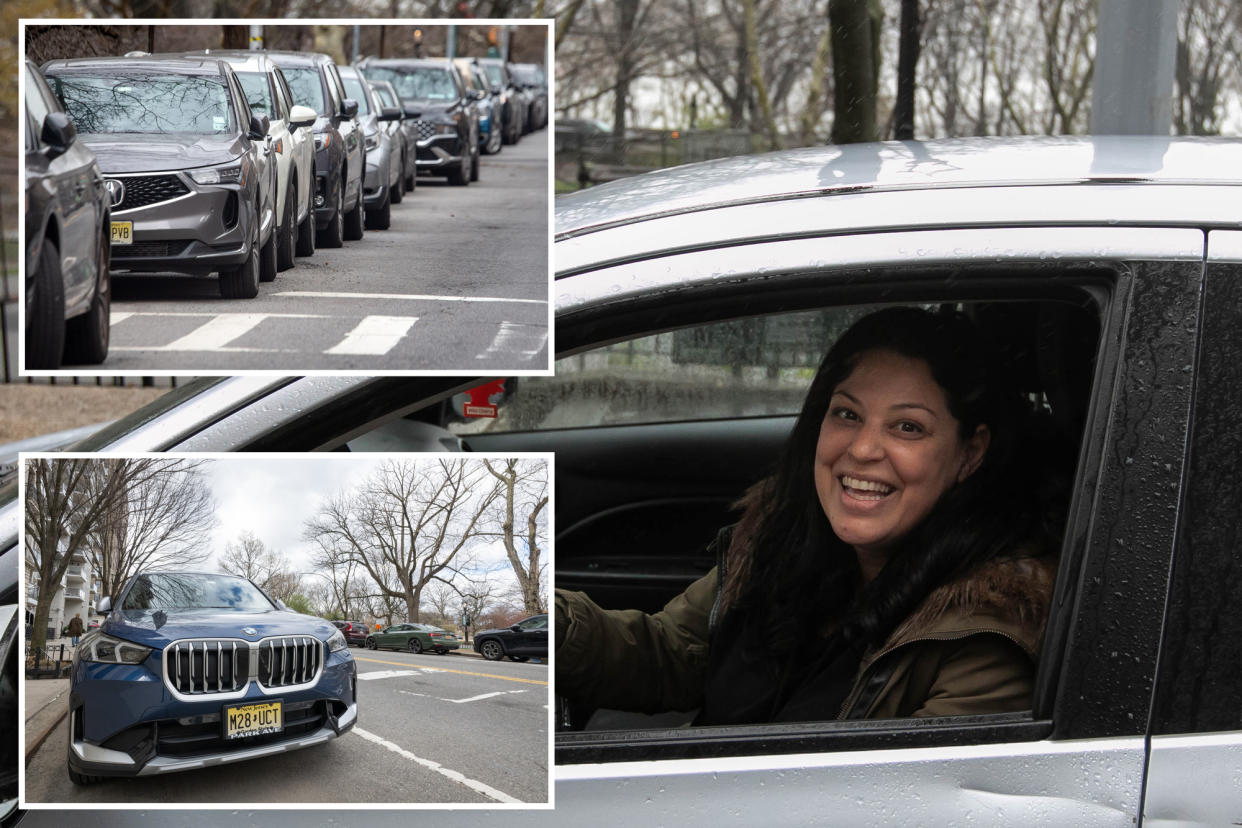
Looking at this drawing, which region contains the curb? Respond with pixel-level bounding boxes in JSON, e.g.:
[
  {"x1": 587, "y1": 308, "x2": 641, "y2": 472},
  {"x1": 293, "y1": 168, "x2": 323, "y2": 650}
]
[{"x1": 25, "y1": 689, "x2": 69, "y2": 764}]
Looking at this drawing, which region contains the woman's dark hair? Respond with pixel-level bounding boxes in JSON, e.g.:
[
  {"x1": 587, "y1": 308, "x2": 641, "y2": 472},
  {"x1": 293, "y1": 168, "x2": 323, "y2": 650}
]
[{"x1": 721, "y1": 305, "x2": 1054, "y2": 666}]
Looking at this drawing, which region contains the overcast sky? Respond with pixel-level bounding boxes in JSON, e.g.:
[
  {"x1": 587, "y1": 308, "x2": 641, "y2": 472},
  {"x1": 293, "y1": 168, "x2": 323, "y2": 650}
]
[{"x1": 196, "y1": 456, "x2": 538, "y2": 590}]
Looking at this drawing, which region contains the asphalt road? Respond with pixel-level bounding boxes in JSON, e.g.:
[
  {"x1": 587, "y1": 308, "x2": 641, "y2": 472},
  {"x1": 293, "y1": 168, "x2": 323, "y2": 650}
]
[
  {"x1": 24, "y1": 646, "x2": 549, "y2": 805},
  {"x1": 98, "y1": 135, "x2": 550, "y2": 373}
]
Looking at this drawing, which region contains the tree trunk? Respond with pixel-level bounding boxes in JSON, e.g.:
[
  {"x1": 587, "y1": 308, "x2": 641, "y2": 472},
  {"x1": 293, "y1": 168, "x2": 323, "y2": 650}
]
[
  {"x1": 893, "y1": 0, "x2": 920, "y2": 140},
  {"x1": 744, "y1": 0, "x2": 780, "y2": 150},
  {"x1": 828, "y1": 0, "x2": 883, "y2": 144},
  {"x1": 612, "y1": 0, "x2": 640, "y2": 160}
]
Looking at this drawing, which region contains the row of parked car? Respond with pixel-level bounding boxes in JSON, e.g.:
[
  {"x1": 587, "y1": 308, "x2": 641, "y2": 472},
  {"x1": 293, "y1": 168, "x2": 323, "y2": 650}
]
[
  {"x1": 333, "y1": 613, "x2": 549, "y2": 661},
  {"x1": 23, "y1": 49, "x2": 548, "y2": 370}
]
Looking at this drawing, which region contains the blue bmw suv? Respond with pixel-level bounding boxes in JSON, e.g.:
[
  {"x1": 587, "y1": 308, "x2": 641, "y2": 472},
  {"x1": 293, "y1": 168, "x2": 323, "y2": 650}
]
[{"x1": 67, "y1": 571, "x2": 357, "y2": 785}]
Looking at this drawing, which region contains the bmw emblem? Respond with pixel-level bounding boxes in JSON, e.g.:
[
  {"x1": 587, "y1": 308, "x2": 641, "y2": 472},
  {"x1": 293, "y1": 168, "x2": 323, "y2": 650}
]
[
  {"x1": 242, "y1": 627, "x2": 258, "y2": 636},
  {"x1": 104, "y1": 178, "x2": 125, "y2": 207}
]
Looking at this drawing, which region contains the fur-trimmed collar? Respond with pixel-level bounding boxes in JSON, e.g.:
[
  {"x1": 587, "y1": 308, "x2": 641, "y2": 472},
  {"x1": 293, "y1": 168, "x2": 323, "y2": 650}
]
[{"x1": 880, "y1": 555, "x2": 1059, "y2": 660}]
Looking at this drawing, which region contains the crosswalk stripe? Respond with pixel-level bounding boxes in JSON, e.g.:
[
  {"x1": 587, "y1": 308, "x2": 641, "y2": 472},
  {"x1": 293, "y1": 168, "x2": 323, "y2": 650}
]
[
  {"x1": 325, "y1": 315, "x2": 419, "y2": 355},
  {"x1": 109, "y1": 312, "x2": 134, "y2": 325},
  {"x1": 476, "y1": 321, "x2": 549, "y2": 361},
  {"x1": 274, "y1": 290, "x2": 546, "y2": 305},
  {"x1": 163, "y1": 314, "x2": 268, "y2": 351}
]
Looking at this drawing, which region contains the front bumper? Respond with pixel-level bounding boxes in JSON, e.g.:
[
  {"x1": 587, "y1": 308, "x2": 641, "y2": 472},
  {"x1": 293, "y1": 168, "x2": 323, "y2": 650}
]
[
  {"x1": 104, "y1": 172, "x2": 253, "y2": 275},
  {"x1": 415, "y1": 133, "x2": 464, "y2": 172},
  {"x1": 68, "y1": 648, "x2": 356, "y2": 778},
  {"x1": 313, "y1": 143, "x2": 342, "y2": 229}
]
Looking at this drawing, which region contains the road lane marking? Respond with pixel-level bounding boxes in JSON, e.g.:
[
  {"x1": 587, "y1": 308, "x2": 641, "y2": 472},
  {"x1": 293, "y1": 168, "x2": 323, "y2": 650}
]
[
  {"x1": 274, "y1": 290, "x2": 547, "y2": 305},
  {"x1": 353, "y1": 656, "x2": 548, "y2": 686},
  {"x1": 445, "y1": 690, "x2": 528, "y2": 704},
  {"x1": 325, "y1": 315, "x2": 418, "y2": 355},
  {"x1": 110, "y1": 312, "x2": 134, "y2": 325},
  {"x1": 357, "y1": 669, "x2": 423, "y2": 681},
  {"x1": 352, "y1": 727, "x2": 521, "y2": 804},
  {"x1": 163, "y1": 313, "x2": 269, "y2": 351},
  {"x1": 476, "y1": 321, "x2": 548, "y2": 361},
  {"x1": 107, "y1": 311, "x2": 328, "y2": 318}
]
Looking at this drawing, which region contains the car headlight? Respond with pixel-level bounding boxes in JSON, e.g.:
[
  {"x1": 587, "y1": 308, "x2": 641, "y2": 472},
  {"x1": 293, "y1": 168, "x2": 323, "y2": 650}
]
[
  {"x1": 79, "y1": 632, "x2": 153, "y2": 665},
  {"x1": 314, "y1": 131, "x2": 332, "y2": 149},
  {"x1": 435, "y1": 122, "x2": 456, "y2": 135},
  {"x1": 364, "y1": 131, "x2": 379, "y2": 151},
  {"x1": 327, "y1": 630, "x2": 348, "y2": 653},
  {"x1": 188, "y1": 160, "x2": 248, "y2": 186}
]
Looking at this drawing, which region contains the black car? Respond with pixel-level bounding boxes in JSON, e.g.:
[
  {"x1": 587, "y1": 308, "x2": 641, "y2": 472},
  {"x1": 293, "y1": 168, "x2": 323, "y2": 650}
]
[
  {"x1": 509, "y1": 63, "x2": 548, "y2": 132},
  {"x1": 473, "y1": 614, "x2": 548, "y2": 662},
  {"x1": 265, "y1": 50, "x2": 366, "y2": 246},
  {"x1": 476, "y1": 57, "x2": 525, "y2": 145},
  {"x1": 359, "y1": 58, "x2": 480, "y2": 186},
  {"x1": 42, "y1": 55, "x2": 278, "y2": 300},
  {"x1": 23, "y1": 59, "x2": 111, "y2": 369}
]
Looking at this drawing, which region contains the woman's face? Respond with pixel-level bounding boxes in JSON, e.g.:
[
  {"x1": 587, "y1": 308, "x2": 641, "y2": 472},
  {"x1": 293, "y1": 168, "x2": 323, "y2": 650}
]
[{"x1": 814, "y1": 349, "x2": 989, "y2": 562}]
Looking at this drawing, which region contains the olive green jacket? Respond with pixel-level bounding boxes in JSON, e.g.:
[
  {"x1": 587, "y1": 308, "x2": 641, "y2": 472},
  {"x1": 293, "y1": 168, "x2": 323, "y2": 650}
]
[{"x1": 556, "y1": 554, "x2": 1057, "y2": 720}]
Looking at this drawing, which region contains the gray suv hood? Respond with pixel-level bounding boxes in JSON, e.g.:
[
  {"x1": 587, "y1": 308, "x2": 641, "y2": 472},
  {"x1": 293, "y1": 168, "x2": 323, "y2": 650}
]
[{"x1": 83, "y1": 132, "x2": 247, "y2": 174}]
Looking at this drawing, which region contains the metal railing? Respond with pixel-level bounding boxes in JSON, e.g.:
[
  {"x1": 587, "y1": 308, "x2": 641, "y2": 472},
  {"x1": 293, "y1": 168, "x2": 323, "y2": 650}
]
[{"x1": 25, "y1": 645, "x2": 70, "y2": 680}]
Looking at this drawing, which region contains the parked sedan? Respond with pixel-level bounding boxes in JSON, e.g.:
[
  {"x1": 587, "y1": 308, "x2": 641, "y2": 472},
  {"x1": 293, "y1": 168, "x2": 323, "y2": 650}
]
[
  {"x1": 473, "y1": 614, "x2": 547, "y2": 662},
  {"x1": 358, "y1": 58, "x2": 479, "y2": 185},
  {"x1": 42, "y1": 55, "x2": 278, "y2": 299},
  {"x1": 365, "y1": 623, "x2": 460, "y2": 655},
  {"x1": 23, "y1": 59, "x2": 110, "y2": 369},
  {"x1": 68, "y1": 571, "x2": 356, "y2": 784},
  {"x1": 338, "y1": 64, "x2": 402, "y2": 230},
  {"x1": 265, "y1": 50, "x2": 366, "y2": 247},
  {"x1": 13, "y1": 136, "x2": 1242, "y2": 824},
  {"x1": 194, "y1": 50, "x2": 318, "y2": 269}
]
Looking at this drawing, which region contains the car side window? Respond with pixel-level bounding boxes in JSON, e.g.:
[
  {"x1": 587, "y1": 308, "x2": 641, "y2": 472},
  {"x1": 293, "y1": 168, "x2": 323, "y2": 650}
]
[
  {"x1": 270, "y1": 71, "x2": 288, "y2": 122},
  {"x1": 24, "y1": 69, "x2": 53, "y2": 133}
]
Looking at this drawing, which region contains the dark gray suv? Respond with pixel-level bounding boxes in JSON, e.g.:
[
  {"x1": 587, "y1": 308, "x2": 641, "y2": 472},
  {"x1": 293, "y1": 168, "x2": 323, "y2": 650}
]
[{"x1": 42, "y1": 55, "x2": 277, "y2": 299}]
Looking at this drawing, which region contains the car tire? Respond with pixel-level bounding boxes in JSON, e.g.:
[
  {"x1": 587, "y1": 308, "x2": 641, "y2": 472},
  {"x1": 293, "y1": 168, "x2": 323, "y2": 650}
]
[
  {"x1": 435, "y1": 650, "x2": 448, "y2": 656},
  {"x1": 484, "y1": 125, "x2": 502, "y2": 155},
  {"x1": 296, "y1": 183, "x2": 317, "y2": 257},
  {"x1": 259, "y1": 218, "x2": 278, "y2": 284},
  {"x1": 408, "y1": 638, "x2": 422, "y2": 654},
  {"x1": 63, "y1": 228, "x2": 110, "y2": 366},
  {"x1": 26, "y1": 238, "x2": 66, "y2": 370},
  {"x1": 447, "y1": 151, "x2": 469, "y2": 186},
  {"x1": 479, "y1": 639, "x2": 504, "y2": 661},
  {"x1": 469, "y1": 144, "x2": 480, "y2": 182},
  {"x1": 508, "y1": 655, "x2": 529, "y2": 663},
  {"x1": 317, "y1": 176, "x2": 345, "y2": 248},
  {"x1": 343, "y1": 183, "x2": 365, "y2": 241},
  {"x1": 365, "y1": 637, "x2": 376, "y2": 649},
  {"x1": 219, "y1": 221, "x2": 260, "y2": 299},
  {"x1": 277, "y1": 180, "x2": 296, "y2": 271},
  {"x1": 365, "y1": 186, "x2": 391, "y2": 231},
  {"x1": 390, "y1": 162, "x2": 405, "y2": 205}
]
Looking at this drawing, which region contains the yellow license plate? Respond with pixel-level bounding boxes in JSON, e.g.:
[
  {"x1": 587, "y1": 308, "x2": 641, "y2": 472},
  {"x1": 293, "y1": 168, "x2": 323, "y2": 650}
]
[
  {"x1": 224, "y1": 701, "x2": 283, "y2": 740},
  {"x1": 110, "y1": 221, "x2": 133, "y2": 245}
]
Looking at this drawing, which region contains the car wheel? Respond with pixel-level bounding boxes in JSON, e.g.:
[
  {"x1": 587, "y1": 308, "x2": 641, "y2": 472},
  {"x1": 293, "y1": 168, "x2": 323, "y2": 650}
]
[
  {"x1": 435, "y1": 650, "x2": 448, "y2": 656},
  {"x1": 479, "y1": 639, "x2": 504, "y2": 661},
  {"x1": 365, "y1": 186, "x2": 391, "y2": 231},
  {"x1": 343, "y1": 181, "x2": 365, "y2": 241},
  {"x1": 258, "y1": 215, "x2": 278, "y2": 284},
  {"x1": 447, "y1": 151, "x2": 469, "y2": 186},
  {"x1": 485, "y1": 124, "x2": 502, "y2": 155},
  {"x1": 365, "y1": 637, "x2": 376, "y2": 649},
  {"x1": 508, "y1": 655, "x2": 529, "y2": 663},
  {"x1": 277, "y1": 179, "x2": 296, "y2": 271},
  {"x1": 317, "y1": 176, "x2": 345, "y2": 248},
  {"x1": 469, "y1": 143, "x2": 480, "y2": 182},
  {"x1": 390, "y1": 162, "x2": 404, "y2": 205},
  {"x1": 296, "y1": 182, "x2": 317, "y2": 257},
  {"x1": 219, "y1": 220, "x2": 260, "y2": 299},
  {"x1": 25, "y1": 238, "x2": 66, "y2": 370},
  {"x1": 63, "y1": 228, "x2": 110, "y2": 366},
  {"x1": 408, "y1": 638, "x2": 422, "y2": 654}
]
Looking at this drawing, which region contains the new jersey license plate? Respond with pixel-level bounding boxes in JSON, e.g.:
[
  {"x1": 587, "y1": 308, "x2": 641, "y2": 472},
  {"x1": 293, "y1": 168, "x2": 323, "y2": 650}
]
[
  {"x1": 110, "y1": 221, "x2": 133, "y2": 245},
  {"x1": 223, "y1": 700, "x2": 283, "y2": 740}
]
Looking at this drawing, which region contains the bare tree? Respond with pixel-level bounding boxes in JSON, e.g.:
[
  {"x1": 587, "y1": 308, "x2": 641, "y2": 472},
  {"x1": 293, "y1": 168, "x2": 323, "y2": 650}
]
[
  {"x1": 305, "y1": 459, "x2": 502, "y2": 623},
  {"x1": 87, "y1": 459, "x2": 215, "y2": 607},
  {"x1": 217, "y1": 531, "x2": 302, "y2": 603},
  {"x1": 1175, "y1": 0, "x2": 1242, "y2": 135},
  {"x1": 483, "y1": 459, "x2": 549, "y2": 615},
  {"x1": 829, "y1": 0, "x2": 884, "y2": 143}
]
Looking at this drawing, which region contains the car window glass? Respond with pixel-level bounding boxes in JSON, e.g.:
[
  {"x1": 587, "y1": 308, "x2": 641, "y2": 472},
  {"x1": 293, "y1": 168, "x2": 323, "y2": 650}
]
[
  {"x1": 281, "y1": 66, "x2": 329, "y2": 114},
  {"x1": 24, "y1": 69, "x2": 53, "y2": 132},
  {"x1": 374, "y1": 84, "x2": 395, "y2": 108},
  {"x1": 342, "y1": 75, "x2": 372, "y2": 115},
  {"x1": 448, "y1": 306, "x2": 881, "y2": 435},
  {"x1": 327, "y1": 65, "x2": 347, "y2": 108},
  {"x1": 47, "y1": 72, "x2": 232, "y2": 134},
  {"x1": 122, "y1": 573, "x2": 276, "y2": 611},
  {"x1": 274, "y1": 70, "x2": 293, "y2": 119},
  {"x1": 236, "y1": 71, "x2": 273, "y2": 118},
  {"x1": 369, "y1": 67, "x2": 456, "y2": 101}
]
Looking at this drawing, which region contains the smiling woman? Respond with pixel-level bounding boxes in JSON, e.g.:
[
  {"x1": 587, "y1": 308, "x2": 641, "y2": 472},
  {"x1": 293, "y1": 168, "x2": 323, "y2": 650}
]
[{"x1": 556, "y1": 306, "x2": 1064, "y2": 726}]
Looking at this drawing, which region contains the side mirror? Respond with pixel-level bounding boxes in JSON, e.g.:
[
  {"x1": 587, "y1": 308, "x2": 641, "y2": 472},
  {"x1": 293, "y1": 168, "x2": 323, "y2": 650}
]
[
  {"x1": 402, "y1": 101, "x2": 421, "y2": 119},
  {"x1": 97, "y1": 596, "x2": 112, "y2": 614},
  {"x1": 341, "y1": 98, "x2": 359, "y2": 119},
  {"x1": 41, "y1": 111, "x2": 77, "y2": 159},
  {"x1": 509, "y1": 624, "x2": 521, "y2": 632},
  {"x1": 289, "y1": 104, "x2": 318, "y2": 129},
  {"x1": 471, "y1": 89, "x2": 486, "y2": 101},
  {"x1": 248, "y1": 112, "x2": 270, "y2": 140},
  {"x1": 378, "y1": 106, "x2": 401, "y2": 122}
]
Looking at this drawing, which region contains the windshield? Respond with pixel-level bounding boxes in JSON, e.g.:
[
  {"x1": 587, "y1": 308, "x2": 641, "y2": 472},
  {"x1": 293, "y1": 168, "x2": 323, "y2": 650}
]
[
  {"x1": 342, "y1": 75, "x2": 372, "y2": 115},
  {"x1": 121, "y1": 572, "x2": 276, "y2": 612},
  {"x1": 280, "y1": 66, "x2": 328, "y2": 115},
  {"x1": 481, "y1": 63, "x2": 503, "y2": 87},
  {"x1": 366, "y1": 66, "x2": 456, "y2": 101},
  {"x1": 236, "y1": 71, "x2": 273, "y2": 118},
  {"x1": 47, "y1": 72, "x2": 232, "y2": 135}
]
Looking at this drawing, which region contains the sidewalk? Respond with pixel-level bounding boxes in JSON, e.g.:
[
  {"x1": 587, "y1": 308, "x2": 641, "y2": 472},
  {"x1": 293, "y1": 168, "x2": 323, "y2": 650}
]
[{"x1": 24, "y1": 677, "x2": 70, "y2": 763}]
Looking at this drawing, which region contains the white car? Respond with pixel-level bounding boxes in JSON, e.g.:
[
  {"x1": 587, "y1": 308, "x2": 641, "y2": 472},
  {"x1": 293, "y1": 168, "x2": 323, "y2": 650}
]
[{"x1": 197, "y1": 50, "x2": 317, "y2": 272}]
